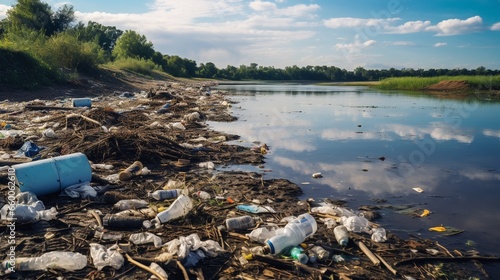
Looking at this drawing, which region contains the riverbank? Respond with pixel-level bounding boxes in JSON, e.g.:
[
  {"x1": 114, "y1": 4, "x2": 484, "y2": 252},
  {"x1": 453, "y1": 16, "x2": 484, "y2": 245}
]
[{"x1": 0, "y1": 69, "x2": 497, "y2": 279}]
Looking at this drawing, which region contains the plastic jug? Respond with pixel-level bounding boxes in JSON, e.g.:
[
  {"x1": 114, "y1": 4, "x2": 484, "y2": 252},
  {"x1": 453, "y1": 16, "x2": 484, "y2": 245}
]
[{"x1": 263, "y1": 213, "x2": 317, "y2": 255}]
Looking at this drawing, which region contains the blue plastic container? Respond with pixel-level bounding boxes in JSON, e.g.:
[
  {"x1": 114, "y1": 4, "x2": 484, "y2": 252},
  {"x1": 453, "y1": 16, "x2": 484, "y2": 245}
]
[
  {"x1": 72, "y1": 98, "x2": 92, "y2": 107},
  {"x1": 12, "y1": 153, "x2": 92, "y2": 196}
]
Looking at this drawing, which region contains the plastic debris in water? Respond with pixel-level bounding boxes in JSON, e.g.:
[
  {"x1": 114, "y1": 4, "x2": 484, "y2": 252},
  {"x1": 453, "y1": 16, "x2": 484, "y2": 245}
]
[
  {"x1": 429, "y1": 226, "x2": 446, "y2": 232},
  {"x1": 420, "y1": 209, "x2": 431, "y2": 217},
  {"x1": 412, "y1": 187, "x2": 424, "y2": 193}
]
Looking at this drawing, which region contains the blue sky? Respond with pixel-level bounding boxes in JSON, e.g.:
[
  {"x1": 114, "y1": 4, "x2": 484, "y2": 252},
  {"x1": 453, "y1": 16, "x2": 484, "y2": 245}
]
[{"x1": 1, "y1": 0, "x2": 500, "y2": 70}]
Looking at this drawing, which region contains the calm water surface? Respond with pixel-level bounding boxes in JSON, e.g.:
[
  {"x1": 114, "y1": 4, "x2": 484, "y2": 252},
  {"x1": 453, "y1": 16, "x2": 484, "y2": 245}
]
[{"x1": 210, "y1": 82, "x2": 500, "y2": 275}]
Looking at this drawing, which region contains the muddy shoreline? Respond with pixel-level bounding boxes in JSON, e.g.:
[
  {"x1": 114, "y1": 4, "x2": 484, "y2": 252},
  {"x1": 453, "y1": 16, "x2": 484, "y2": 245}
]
[{"x1": 0, "y1": 73, "x2": 497, "y2": 279}]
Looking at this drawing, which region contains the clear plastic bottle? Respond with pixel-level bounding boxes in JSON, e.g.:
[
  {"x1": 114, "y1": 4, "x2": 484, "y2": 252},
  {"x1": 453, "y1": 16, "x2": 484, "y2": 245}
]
[
  {"x1": 334, "y1": 225, "x2": 349, "y2": 246},
  {"x1": 148, "y1": 189, "x2": 188, "y2": 200},
  {"x1": 113, "y1": 199, "x2": 149, "y2": 210},
  {"x1": 194, "y1": 191, "x2": 211, "y2": 200},
  {"x1": 225, "y1": 216, "x2": 256, "y2": 231},
  {"x1": 102, "y1": 214, "x2": 145, "y2": 229},
  {"x1": 310, "y1": 245, "x2": 330, "y2": 261},
  {"x1": 263, "y1": 213, "x2": 317, "y2": 255},
  {"x1": 6, "y1": 251, "x2": 87, "y2": 271},
  {"x1": 152, "y1": 194, "x2": 193, "y2": 225},
  {"x1": 341, "y1": 215, "x2": 370, "y2": 233}
]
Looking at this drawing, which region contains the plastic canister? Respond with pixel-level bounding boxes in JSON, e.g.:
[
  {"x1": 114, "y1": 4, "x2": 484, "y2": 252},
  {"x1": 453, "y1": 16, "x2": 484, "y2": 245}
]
[
  {"x1": 72, "y1": 98, "x2": 92, "y2": 107},
  {"x1": 12, "y1": 153, "x2": 92, "y2": 196},
  {"x1": 264, "y1": 213, "x2": 317, "y2": 255},
  {"x1": 225, "y1": 216, "x2": 256, "y2": 231},
  {"x1": 153, "y1": 194, "x2": 193, "y2": 224}
]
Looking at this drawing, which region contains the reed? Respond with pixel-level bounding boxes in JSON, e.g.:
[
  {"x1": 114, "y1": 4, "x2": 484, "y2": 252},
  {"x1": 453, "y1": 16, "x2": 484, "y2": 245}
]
[{"x1": 378, "y1": 75, "x2": 500, "y2": 90}]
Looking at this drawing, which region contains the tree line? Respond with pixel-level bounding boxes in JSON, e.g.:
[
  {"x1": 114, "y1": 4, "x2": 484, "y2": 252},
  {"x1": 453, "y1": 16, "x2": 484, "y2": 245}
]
[{"x1": 1, "y1": 0, "x2": 498, "y2": 87}]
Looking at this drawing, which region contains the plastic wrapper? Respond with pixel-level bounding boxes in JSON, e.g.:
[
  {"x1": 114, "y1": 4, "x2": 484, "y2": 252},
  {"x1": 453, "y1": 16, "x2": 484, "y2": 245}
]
[{"x1": 164, "y1": 233, "x2": 225, "y2": 261}]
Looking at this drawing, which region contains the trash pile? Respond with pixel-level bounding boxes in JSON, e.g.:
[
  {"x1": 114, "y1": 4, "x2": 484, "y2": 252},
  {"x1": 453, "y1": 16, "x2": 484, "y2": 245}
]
[{"x1": 0, "y1": 80, "x2": 498, "y2": 279}]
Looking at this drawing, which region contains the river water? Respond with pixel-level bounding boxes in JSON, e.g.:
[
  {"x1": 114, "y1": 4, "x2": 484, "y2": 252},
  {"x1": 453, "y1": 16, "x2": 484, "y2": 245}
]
[{"x1": 209, "y1": 82, "x2": 500, "y2": 276}]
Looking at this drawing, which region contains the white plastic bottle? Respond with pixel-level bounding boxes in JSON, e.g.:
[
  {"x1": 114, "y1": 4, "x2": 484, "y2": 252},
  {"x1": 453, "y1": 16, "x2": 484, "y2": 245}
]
[
  {"x1": 152, "y1": 194, "x2": 193, "y2": 225},
  {"x1": 263, "y1": 213, "x2": 317, "y2": 255},
  {"x1": 334, "y1": 225, "x2": 349, "y2": 246},
  {"x1": 225, "y1": 216, "x2": 256, "y2": 231},
  {"x1": 148, "y1": 189, "x2": 188, "y2": 200}
]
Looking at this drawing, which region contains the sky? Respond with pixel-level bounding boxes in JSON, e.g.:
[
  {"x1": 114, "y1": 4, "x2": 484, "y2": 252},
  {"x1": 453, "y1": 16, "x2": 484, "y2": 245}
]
[{"x1": 1, "y1": 0, "x2": 500, "y2": 70}]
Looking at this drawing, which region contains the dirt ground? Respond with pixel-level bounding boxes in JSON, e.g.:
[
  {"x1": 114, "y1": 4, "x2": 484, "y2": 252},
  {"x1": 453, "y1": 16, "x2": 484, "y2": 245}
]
[{"x1": 0, "y1": 70, "x2": 498, "y2": 279}]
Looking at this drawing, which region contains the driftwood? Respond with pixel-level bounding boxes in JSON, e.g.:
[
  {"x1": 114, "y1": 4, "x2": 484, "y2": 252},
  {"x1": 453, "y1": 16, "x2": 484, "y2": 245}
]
[{"x1": 356, "y1": 240, "x2": 380, "y2": 266}]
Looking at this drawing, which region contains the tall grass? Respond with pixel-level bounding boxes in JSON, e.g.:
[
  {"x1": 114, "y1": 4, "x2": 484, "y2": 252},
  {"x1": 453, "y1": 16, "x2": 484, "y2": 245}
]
[
  {"x1": 108, "y1": 57, "x2": 161, "y2": 76},
  {"x1": 378, "y1": 75, "x2": 500, "y2": 90}
]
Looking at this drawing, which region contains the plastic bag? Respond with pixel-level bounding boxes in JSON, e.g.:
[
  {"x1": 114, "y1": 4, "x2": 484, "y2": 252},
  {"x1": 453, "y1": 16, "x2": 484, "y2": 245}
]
[
  {"x1": 90, "y1": 243, "x2": 124, "y2": 271},
  {"x1": 14, "y1": 141, "x2": 43, "y2": 158},
  {"x1": 61, "y1": 182, "x2": 97, "y2": 199},
  {"x1": 0, "y1": 192, "x2": 52, "y2": 223},
  {"x1": 129, "y1": 232, "x2": 163, "y2": 247},
  {"x1": 164, "y1": 233, "x2": 225, "y2": 261},
  {"x1": 341, "y1": 215, "x2": 370, "y2": 233},
  {"x1": 371, "y1": 227, "x2": 387, "y2": 242}
]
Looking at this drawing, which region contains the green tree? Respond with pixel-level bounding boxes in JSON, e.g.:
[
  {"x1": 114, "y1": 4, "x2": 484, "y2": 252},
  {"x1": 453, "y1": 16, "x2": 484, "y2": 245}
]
[
  {"x1": 112, "y1": 30, "x2": 154, "y2": 60},
  {"x1": 5, "y1": 0, "x2": 74, "y2": 36},
  {"x1": 71, "y1": 21, "x2": 123, "y2": 54},
  {"x1": 198, "y1": 62, "x2": 217, "y2": 78}
]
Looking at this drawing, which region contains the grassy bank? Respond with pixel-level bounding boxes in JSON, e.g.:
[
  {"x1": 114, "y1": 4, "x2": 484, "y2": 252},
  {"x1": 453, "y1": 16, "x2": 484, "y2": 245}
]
[{"x1": 377, "y1": 75, "x2": 500, "y2": 90}]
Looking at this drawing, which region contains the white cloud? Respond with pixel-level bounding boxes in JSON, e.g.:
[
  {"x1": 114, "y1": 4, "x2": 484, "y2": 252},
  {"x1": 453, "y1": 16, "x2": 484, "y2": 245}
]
[
  {"x1": 324, "y1": 17, "x2": 399, "y2": 29},
  {"x1": 491, "y1": 22, "x2": 500, "y2": 31},
  {"x1": 335, "y1": 35, "x2": 376, "y2": 53},
  {"x1": 0, "y1": 4, "x2": 10, "y2": 20},
  {"x1": 276, "y1": 4, "x2": 320, "y2": 18},
  {"x1": 388, "y1": 41, "x2": 416, "y2": 46},
  {"x1": 429, "y1": 16, "x2": 484, "y2": 36},
  {"x1": 249, "y1": 1, "x2": 277, "y2": 12},
  {"x1": 434, "y1": 42, "x2": 447, "y2": 47},
  {"x1": 483, "y1": 129, "x2": 500, "y2": 139},
  {"x1": 387, "y1": 20, "x2": 432, "y2": 34}
]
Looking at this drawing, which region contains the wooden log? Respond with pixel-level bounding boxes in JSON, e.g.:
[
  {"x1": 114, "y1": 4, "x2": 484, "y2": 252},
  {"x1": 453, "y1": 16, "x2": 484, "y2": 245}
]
[{"x1": 356, "y1": 240, "x2": 380, "y2": 266}]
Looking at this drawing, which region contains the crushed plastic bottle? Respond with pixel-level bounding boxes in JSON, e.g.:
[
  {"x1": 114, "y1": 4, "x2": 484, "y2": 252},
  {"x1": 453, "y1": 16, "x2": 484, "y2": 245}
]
[
  {"x1": 113, "y1": 199, "x2": 149, "y2": 210},
  {"x1": 129, "y1": 232, "x2": 163, "y2": 247},
  {"x1": 341, "y1": 215, "x2": 370, "y2": 233},
  {"x1": 310, "y1": 245, "x2": 330, "y2": 261},
  {"x1": 2, "y1": 251, "x2": 87, "y2": 272},
  {"x1": 94, "y1": 231, "x2": 123, "y2": 241}
]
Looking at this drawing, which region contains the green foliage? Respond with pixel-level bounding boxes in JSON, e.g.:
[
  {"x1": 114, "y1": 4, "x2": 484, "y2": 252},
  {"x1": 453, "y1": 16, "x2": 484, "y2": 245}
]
[
  {"x1": 112, "y1": 30, "x2": 154, "y2": 60},
  {"x1": 4, "y1": 0, "x2": 74, "y2": 36},
  {"x1": 108, "y1": 57, "x2": 161, "y2": 75},
  {"x1": 162, "y1": 55, "x2": 197, "y2": 77},
  {"x1": 71, "y1": 21, "x2": 123, "y2": 54},
  {"x1": 0, "y1": 47, "x2": 60, "y2": 89}
]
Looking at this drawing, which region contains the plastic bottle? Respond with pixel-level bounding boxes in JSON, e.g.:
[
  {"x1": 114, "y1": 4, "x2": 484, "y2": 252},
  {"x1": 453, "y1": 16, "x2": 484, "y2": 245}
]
[
  {"x1": 263, "y1": 213, "x2": 317, "y2": 255},
  {"x1": 287, "y1": 246, "x2": 309, "y2": 264},
  {"x1": 119, "y1": 161, "x2": 143, "y2": 181},
  {"x1": 310, "y1": 245, "x2": 330, "y2": 261},
  {"x1": 3, "y1": 251, "x2": 87, "y2": 272},
  {"x1": 194, "y1": 191, "x2": 211, "y2": 200},
  {"x1": 102, "y1": 214, "x2": 145, "y2": 229},
  {"x1": 225, "y1": 216, "x2": 256, "y2": 231},
  {"x1": 94, "y1": 231, "x2": 123, "y2": 241},
  {"x1": 102, "y1": 191, "x2": 135, "y2": 204},
  {"x1": 148, "y1": 189, "x2": 188, "y2": 200},
  {"x1": 334, "y1": 225, "x2": 349, "y2": 246},
  {"x1": 152, "y1": 194, "x2": 193, "y2": 225},
  {"x1": 113, "y1": 199, "x2": 149, "y2": 210}
]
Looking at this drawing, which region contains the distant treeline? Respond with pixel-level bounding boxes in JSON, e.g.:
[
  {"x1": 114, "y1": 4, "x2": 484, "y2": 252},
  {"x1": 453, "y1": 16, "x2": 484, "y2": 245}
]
[{"x1": 1, "y1": 0, "x2": 499, "y2": 89}]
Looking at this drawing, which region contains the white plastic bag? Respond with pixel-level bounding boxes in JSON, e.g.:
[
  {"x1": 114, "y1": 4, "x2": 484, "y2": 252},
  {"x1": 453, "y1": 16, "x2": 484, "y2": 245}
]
[
  {"x1": 129, "y1": 232, "x2": 163, "y2": 248},
  {"x1": 90, "y1": 243, "x2": 124, "y2": 271},
  {"x1": 149, "y1": 262, "x2": 168, "y2": 280},
  {"x1": 61, "y1": 182, "x2": 97, "y2": 199}
]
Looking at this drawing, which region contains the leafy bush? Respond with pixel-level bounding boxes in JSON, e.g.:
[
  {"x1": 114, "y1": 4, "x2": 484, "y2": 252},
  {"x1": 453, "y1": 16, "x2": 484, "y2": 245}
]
[{"x1": 108, "y1": 57, "x2": 161, "y2": 75}]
